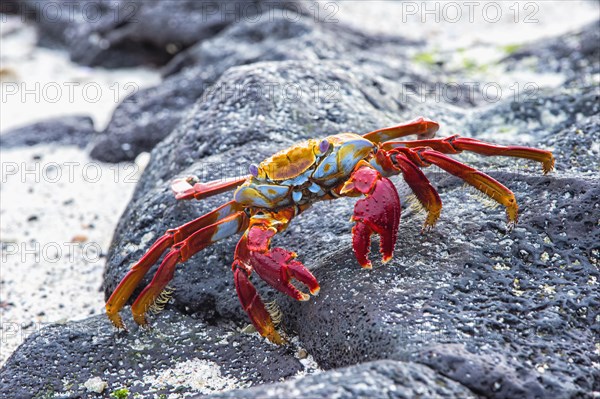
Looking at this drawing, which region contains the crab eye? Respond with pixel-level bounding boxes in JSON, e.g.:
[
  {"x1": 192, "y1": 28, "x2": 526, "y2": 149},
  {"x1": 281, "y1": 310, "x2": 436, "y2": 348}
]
[
  {"x1": 319, "y1": 139, "x2": 330, "y2": 154},
  {"x1": 249, "y1": 164, "x2": 259, "y2": 177}
]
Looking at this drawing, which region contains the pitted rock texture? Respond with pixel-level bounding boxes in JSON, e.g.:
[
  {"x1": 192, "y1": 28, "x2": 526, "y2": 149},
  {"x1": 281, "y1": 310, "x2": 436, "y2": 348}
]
[
  {"x1": 90, "y1": 13, "x2": 425, "y2": 162},
  {"x1": 0, "y1": 309, "x2": 303, "y2": 399},
  {"x1": 462, "y1": 85, "x2": 599, "y2": 175},
  {"x1": 203, "y1": 359, "x2": 478, "y2": 399},
  {"x1": 279, "y1": 173, "x2": 599, "y2": 397},
  {"x1": 272, "y1": 85, "x2": 600, "y2": 397},
  {"x1": 16, "y1": 0, "x2": 310, "y2": 68}
]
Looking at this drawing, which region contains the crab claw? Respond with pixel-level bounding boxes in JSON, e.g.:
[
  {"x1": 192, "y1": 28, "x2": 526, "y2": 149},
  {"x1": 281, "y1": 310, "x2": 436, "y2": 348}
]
[
  {"x1": 342, "y1": 167, "x2": 401, "y2": 268},
  {"x1": 240, "y1": 228, "x2": 320, "y2": 300},
  {"x1": 252, "y1": 247, "x2": 320, "y2": 300},
  {"x1": 232, "y1": 223, "x2": 319, "y2": 343}
]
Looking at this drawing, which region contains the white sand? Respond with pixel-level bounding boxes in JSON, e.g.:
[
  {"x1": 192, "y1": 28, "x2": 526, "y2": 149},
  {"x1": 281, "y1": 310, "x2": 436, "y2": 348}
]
[
  {"x1": 0, "y1": 17, "x2": 157, "y2": 366},
  {"x1": 0, "y1": 146, "x2": 148, "y2": 366},
  {"x1": 336, "y1": 0, "x2": 598, "y2": 46},
  {"x1": 0, "y1": 15, "x2": 161, "y2": 133}
]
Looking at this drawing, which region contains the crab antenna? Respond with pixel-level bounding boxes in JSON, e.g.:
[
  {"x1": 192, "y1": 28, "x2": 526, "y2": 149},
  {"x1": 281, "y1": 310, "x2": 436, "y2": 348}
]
[{"x1": 171, "y1": 175, "x2": 249, "y2": 200}]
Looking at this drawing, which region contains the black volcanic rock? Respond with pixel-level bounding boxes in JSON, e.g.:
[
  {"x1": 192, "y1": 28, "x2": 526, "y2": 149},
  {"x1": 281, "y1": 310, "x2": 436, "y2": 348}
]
[
  {"x1": 0, "y1": 116, "x2": 96, "y2": 148},
  {"x1": 15, "y1": 0, "x2": 311, "y2": 67},
  {"x1": 204, "y1": 359, "x2": 478, "y2": 399},
  {"x1": 0, "y1": 309, "x2": 304, "y2": 398},
  {"x1": 2, "y1": 10, "x2": 599, "y2": 399},
  {"x1": 89, "y1": 13, "x2": 424, "y2": 162}
]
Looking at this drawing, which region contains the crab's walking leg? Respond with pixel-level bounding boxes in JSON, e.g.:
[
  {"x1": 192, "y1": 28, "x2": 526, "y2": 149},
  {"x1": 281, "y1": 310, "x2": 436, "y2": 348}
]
[
  {"x1": 401, "y1": 148, "x2": 520, "y2": 223},
  {"x1": 370, "y1": 150, "x2": 442, "y2": 231},
  {"x1": 105, "y1": 201, "x2": 242, "y2": 328},
  {"x1": 130, "y1": 211, "x2": 249, "y2": 325},
  {"x1": 233, "y1": 207, "x2": 319, "y2": 344},
  {"x1": 362, "y1": 116, "x2": 440, "y2": 143},
  {"x1": 394, "y1": 154, "x2": 443, "y2": 230},
  {"x1": 383, "y1": 135, "x2": 555, "y2": 174},
  {"x1": 339, "y1": 163, "x2": 401, "y2": 268},
  {"x1": 172, "y1": 175, "x2": 250, "y2": 200}
]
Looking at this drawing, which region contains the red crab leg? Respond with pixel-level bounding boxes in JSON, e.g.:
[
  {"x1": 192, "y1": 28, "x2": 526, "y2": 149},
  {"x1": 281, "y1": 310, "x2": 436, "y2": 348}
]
[
  {"x1": 383, "y1": 135, "x2": 555, "y2": 174},
  {"x1": 339, "y1": 163, "x2": 401, "y2": 268},
  {"x1": 392, "y1": 152, "x2": 443, "y2": 230},
  {"x1": 130, "y1": 211, "x2": 249, "y2": 326},
  {"x1": 172, "y1": 175, "x2": 250, "y2": 200},
  {"x1": 105, "y1": 201, "x2": 242, "y2": 328},
  {"x1": 401, "y1": 147, "x2": 520, "y2": 223},
  {"x1": 233, "y1": 207, "x2": 319, "y2": 344},
  {"x1": 362, "y1": 116, "x2": 439, "y2": 143},
  {"x1": 371, "y1": 149, "x2": 442, "y2": 230}
]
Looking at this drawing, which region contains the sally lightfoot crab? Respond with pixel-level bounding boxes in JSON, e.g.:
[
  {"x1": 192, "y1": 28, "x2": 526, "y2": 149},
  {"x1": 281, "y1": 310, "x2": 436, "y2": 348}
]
[{"x1": 106, "y1": 117, "x2": 554, "y2": 344}]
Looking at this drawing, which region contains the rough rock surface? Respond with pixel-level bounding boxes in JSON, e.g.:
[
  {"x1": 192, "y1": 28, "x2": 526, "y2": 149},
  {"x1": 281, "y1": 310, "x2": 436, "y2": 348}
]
[
  {"x1": 280, "y1": 174, "x2": 598, "y2": 396},
  {"x1": 204, "y1": 359, "x2": 478, "y2": 399},
  {"x1": 0, "y1": 309, "x2": 304, "y2": 398},
  {"x1": 0, "y1": 116, "x2": 96, "y2": 148},
  {"x1": 275, "y1": 87, "x2": 600, "y2": 398},
  {"x1": 16, "y1": 0, "x2": 309, "y2": 68},
  {"x1": 99, "y1": 57, "x2": 597, "y2": 397},
  {"x1": 2, "y1": 10, "x2": 599, "y2": 399},
  {"x1": 90, "y1": 14, "x2": 424, "y2": 162},
  {"x1": 463, "y1": 85, "x2": 599, "y2": 174}
]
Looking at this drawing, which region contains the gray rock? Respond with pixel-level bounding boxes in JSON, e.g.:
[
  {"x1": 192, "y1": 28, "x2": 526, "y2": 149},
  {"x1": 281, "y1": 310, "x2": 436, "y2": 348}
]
[
  {"x1": 464, "y1": 85, "x2": 599, "y2": 137},
  {"x1": 90, "y1": 66, "x2": 214, "y2": 163},
  {"x1": 546, "y1": 113, "x2": 600, "y2": 174},
  {"x1": 204, "y1": 359, "x2": 478, "y2": 399},
  {"x1": 90, "y1": 13, "x2": 424, "y2": 162},
  {"x1": 16, "y1": 0, "x2": 309, "y2": 68},
  {"x1": 0, "y1": 115, "x2": 96, "y2": 148},
  {"x1": 97, "y1": 59, "x2": 600, "y2": 399},
  {"x1": 276, "y1": 88, "x2": 600, "y2": 397},
  {"x1": 461, "y1": 85, "x2": 599, "y2": 174},
  {"x1": 0, "y1": 1, "x2": 19, "y2": 14},
  {"x1": 0, "y1": 309, "x2": 304, "y2": 398},
  {"x1": 161, "y1": 12, "x2": 420, "y2": 77}
]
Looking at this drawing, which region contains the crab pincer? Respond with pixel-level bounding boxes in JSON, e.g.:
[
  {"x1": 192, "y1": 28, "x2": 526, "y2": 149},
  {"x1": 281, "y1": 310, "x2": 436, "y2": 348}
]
[
  {"x1": 341, "y1": 165, "x2": 401, "y2": 268},
  {"x1": 232, "y1": 212, "x2": 319, "y2": 343}
]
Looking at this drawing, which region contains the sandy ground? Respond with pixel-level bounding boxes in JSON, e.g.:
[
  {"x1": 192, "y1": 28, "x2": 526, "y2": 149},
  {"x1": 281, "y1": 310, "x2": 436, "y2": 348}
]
[
  {"x1": 0, "y1": 17, "x2": 158, "y2": 366},
  {"x1": 337, "y1": 0, "x2": 598, "y2": 45},
  {"x1": 0, "y1": 0, "x2": 598, "y2": 374},
  {"x1": 0, "y1": 146, "x2": 149, "y2": 366}
]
